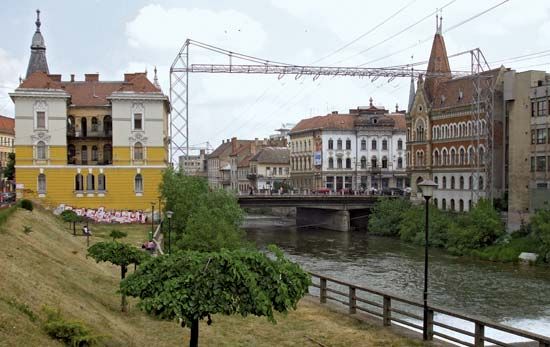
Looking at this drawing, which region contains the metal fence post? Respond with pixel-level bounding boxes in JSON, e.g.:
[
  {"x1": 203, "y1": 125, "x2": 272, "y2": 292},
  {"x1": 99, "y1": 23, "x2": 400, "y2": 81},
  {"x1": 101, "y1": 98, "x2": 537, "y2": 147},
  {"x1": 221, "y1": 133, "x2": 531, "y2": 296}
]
[
  {"x1": 474, "y1": 322, "x2": 484, "y2": 347},
  {"x1": 320, "y1": 278, "x2": 327, "y2": 304},
  {"x1": 349, "y1": 286, "x2": 356, "y2": 314},
  {"x1": 383, "y1": 296, "x2": 391, "y2": 326},
  {"x1": 426, "y1": 309, "x2": 434, "y2": 341}
]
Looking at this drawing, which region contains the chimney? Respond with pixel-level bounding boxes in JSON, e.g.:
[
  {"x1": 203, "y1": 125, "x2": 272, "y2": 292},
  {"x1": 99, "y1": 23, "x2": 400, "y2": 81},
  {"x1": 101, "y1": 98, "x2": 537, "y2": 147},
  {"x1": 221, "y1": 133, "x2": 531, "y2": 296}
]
[
  {"x1": 331, "y1": 111, "x2": 338, "y2": 115},
  {"x1": 85, "y1": 73, "x2": 99, "y2": 82},
  {"x1": 48, "y1": 74, "x2": 61, "y2": 81},
  {"x1": 231, "y1": 137, "x2": 237, "y2": 153},
  {"x1": 124, "y1": 73, "x2": 134, "y2": 82},
  {"x1": 70, "y1": 74, "x2": 75, "y2": 82},
  {"x1": 222, "y1": 139, "x2": 225, "y2": 144}
]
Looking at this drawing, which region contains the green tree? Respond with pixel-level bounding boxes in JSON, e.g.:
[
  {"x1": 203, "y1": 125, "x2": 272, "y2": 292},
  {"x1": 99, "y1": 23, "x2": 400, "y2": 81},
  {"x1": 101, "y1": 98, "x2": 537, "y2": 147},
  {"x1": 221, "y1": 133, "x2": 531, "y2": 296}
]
[
  {"x1": 3, "y1": 152, "x2": 15, "y2": 180},
  {"x1": 398, "y1": 205, "x2": 452, "y2": 248},
  {"x1": 177, "y1": 189, "x2": 246, "y2": 251},
  {"x1": 530, "y1": 209, "x2": 550, "y2": 261},
  {"x1": 120, "y1": 247, "x2": 310, "y2": 347},
  {"x1": 368, "y1": 198, "x2": 412, "y2": 236},
  {"x1": 60, "y1": 210, "x2": 82, "y2": 235},
  {"x1": 109, "y1": 229, "x2": 127, "y2": 241},
  {"x1": 87, "y1": 242, "x2": 148, "y2": 312}
]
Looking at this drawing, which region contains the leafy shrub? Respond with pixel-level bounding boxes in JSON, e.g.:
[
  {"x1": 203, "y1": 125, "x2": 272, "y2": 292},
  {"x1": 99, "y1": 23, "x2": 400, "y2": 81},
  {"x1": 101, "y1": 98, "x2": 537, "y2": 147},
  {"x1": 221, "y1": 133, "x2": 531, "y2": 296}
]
[
  {"x1": 109, "y1": 230, "x2": 127, "y2": 241},
  {"x1": 23, "y1": 225, "x2": 33, "y2": 234},
  {"x1": 42, "y1": 306, "x2": 101, "y2": 346},
  {"x1": 19, "y1": 199, "x2": 33, "y2": 211},
  {"x1": 530, "y1": 209, "x2": 550, "y2": 261},
  {"x1": 368, "y1": 198, "x2": 412, "y2": 236}
]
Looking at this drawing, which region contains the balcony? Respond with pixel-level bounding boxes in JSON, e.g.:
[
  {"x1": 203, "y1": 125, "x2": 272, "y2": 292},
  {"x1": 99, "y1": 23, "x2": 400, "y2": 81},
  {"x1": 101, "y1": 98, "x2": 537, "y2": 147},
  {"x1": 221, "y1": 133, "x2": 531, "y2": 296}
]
[{"x1": 67, "y1": 128, "x2": 112, "y2": 139}]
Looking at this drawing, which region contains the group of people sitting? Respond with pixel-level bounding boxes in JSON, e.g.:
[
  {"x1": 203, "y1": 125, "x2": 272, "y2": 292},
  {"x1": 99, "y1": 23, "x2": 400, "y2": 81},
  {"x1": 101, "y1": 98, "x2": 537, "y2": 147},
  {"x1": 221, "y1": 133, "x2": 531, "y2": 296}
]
[{"x1": 141, "y1": 240, "x2": 156, "y2": 252}]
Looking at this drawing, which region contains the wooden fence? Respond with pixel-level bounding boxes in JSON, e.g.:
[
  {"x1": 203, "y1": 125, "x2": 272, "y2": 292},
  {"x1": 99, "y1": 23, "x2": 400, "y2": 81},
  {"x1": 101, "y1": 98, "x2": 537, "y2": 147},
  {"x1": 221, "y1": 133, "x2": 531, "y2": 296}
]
[{"x1": 309, "y1": 272, "x2": 550, "y2": 347}]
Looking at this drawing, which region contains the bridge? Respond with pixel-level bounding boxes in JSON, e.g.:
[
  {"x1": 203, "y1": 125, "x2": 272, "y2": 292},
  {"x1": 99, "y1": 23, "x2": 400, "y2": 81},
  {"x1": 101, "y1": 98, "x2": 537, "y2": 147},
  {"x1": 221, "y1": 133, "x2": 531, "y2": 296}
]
[{"x1": 238, "y1": 195, "x2": 386, "y2": 232}]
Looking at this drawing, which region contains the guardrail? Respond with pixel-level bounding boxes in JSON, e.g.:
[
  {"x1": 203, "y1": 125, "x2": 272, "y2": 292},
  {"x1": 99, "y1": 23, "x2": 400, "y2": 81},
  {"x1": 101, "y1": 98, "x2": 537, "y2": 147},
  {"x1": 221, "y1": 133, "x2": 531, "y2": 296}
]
[{"x1": 309, "y1": 272, "x2": 550, "y2": 347}]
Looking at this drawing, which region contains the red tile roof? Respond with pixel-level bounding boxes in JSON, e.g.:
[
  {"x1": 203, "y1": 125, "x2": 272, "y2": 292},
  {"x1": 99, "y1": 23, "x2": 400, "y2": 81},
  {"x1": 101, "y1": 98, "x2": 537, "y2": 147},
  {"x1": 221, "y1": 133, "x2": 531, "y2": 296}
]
[
  {"x1": 291, "y1": 114, "x2": 356, "y2": 133},
  {"x1": 0, "y1": 115, "x2": 15, "y2": 135},
  {"x1": 18, "y1": 71, "x2": 162, "y2": 107},
  {"x1": 387, "y1": 113, "x2": 406, "y2": 130}
]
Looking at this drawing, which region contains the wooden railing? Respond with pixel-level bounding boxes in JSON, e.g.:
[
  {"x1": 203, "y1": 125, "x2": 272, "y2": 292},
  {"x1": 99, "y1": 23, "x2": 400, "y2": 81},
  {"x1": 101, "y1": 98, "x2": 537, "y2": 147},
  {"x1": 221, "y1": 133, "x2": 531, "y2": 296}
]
[{"x1": 309, "y1": 272, "x2": 550, "y2": 347}]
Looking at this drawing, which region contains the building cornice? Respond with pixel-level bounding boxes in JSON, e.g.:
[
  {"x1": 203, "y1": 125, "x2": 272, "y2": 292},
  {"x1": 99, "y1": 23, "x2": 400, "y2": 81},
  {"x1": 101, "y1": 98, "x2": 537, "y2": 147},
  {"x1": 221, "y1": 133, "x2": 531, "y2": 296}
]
[
  {"x1": 9, "y1": 88, "x2": 70, "y2": 100},
  {"x1": 107, "y1": 92, "x2": 169, "y2": 102}
]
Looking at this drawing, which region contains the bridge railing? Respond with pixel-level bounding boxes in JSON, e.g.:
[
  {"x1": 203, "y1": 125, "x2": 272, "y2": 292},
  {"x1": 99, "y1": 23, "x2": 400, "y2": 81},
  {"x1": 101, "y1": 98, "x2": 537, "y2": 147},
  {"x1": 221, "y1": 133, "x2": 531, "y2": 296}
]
[{"x1": 309, "y1": 272, "x2": 550, "y2": 347}]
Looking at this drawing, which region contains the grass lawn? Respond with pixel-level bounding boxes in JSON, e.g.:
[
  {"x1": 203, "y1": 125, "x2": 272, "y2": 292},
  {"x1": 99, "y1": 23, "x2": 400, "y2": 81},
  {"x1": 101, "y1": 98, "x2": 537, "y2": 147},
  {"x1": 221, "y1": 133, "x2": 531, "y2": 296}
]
[{"x1": 0, "y1": 207, "x2": 432, "y2": 346}]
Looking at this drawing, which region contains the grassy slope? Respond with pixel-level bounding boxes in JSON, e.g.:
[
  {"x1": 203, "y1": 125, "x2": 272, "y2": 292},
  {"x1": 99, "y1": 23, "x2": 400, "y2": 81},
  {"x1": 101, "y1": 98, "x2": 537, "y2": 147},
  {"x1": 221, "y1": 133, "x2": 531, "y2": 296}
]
[{"x1": 0, "y1": 208, "x2": 426, "y2": 347}]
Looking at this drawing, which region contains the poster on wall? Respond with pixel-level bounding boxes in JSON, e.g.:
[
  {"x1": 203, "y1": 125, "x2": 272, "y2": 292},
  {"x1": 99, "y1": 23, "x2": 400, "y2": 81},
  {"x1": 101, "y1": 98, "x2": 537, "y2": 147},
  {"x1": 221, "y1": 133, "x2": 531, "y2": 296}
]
[{"x1": 314, "y1": 151, "x2": 322, "y2": 166}]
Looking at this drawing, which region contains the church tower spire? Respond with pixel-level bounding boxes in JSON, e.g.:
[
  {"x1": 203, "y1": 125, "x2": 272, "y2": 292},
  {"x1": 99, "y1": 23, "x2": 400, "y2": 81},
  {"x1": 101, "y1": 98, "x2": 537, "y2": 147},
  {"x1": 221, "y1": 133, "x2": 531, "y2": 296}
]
[
  {"x1": 26, "y1": 9, "x2": 49, "y2": 78},
  {"x1": 407, "y1": 69, "x2": 416, "y2": 113},
  {"x1": 424, "y1": 13, "x2": 451, "y2": 103}
]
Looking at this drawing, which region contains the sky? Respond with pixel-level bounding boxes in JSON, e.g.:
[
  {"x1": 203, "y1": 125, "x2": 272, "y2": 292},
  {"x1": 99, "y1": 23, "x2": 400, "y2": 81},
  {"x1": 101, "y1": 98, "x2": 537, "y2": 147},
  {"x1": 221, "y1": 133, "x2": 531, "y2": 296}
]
[{"x1": 2, "y1": 0, "x2": 550, "y2": 154}]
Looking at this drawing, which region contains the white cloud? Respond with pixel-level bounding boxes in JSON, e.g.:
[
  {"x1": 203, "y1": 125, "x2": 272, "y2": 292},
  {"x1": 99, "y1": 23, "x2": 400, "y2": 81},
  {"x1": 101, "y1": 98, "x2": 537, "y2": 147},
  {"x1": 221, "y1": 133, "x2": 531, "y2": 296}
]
[
  {"x1": 125, "y1": 4, "x2": 267, "y2": 55},
  {"x1": 0, "y1": 48, "x2": 25, "y2": 116}
]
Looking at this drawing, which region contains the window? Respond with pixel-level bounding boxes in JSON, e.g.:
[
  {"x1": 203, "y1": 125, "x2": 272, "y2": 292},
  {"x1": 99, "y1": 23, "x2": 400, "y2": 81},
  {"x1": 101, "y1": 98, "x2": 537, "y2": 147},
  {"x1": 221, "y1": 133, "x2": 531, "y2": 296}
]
[
  {"x1": 328, "y1": 139, "x2": 333, "y2": 150},
  {"x1": 81, "y1": 145, "x2": 88, "y2": 164},
  {"x1": 397, "y1": 157, "x2": 403, "y2": 169},
  {"x1": 442, "y1": 199, "x2": 447, "y2": 210},
  {"x1": 382, "y1": 139, "x2": 388, "y2": 150},
  {"x1": 36, "y1": 141, "x2": 46, "y2": 160},
  {"x1": 38, "y1": 174, "x2": 46, "y2": 193},
  {"x1": 134, "y1": 142, "x2": 144, "y2": 160},
  {"x1": 337, "y1": 139, "x2": 343, "y2": 150},
  {"x1": 450, "y1": 148, "x2": 456, "y2": 165},
  {"x1": 416, "y1": 119, "x2": 425, "y2": 141},
  {"x1": 459, "y1": 199, "x2": 464, "y2": 212},
  {"x1": 346, "y1": 139, "x2": 351, "y2": 150},
  {"x1": 337, "y1": 158, "x2": 343, "y2": 169},
  {"x1": 91, "y1": 117, "x2": 98, "y2": 132},
  {"x1": 328, "y1": 157, "x2": 334, "y2": 169},
  {"x1": 531, "y1": 130, "x2": 536, "y2": 144},
  {"x1": 346, "y1": 158, "x2": 351, "y2": 169},
  {"x1": 371, "y1": 139, "x2": 377, "y2": 150},
  {"x1": 538, "y1": 100, "x2": 547, "y2": 116},
  {"x1": 75, "y1": 174, "x2": 84, "y2": 191},
  {"x1": 479, "y1": 176, "x2": 484, "y2": 190},
  {"x1": 361, "y1": 139, "x2": 366, "y2": 150},
  {"x1": 442, "y1": 176, "x2": 447, "y2": 189},
  {"x1": 459, "y1": 148, "x2": 466, "y2": 165},
  {"x1": 537, "y1": 129, "x2": 547, "y2": 144},
  {"x1": 451, "y1": 176, "x2": 455, "y2": 189},
  {"x1": 434, "y1": 176, "x2": 439, "y2": 186},
  {"x1": 382, "y1": 156, "x2": 388, "y2": 169},
  {"x1": 36, "y1": 111, "x2": 46, "y2": 129},
  {"x1": 450, "y1": 199, "x2": 455, "y2": 211},
  {"x1": 98, "y1": 174, "x2": 106, "y2": 191},
  {"x1": 469, "y1": 176, "x2": 473, "y2": 190},
  {"x1": 279, "y1": 167, "x2": 283, "y2": 175},
  {"x1": 103, "y1": 144, "x2": 112, "y2": 164},
  {"x1": 91, "y1": 145, "x2": 98, "y2": 161},
  {"x1": 104, "y1": 115, "x2": 112, "y2": 136},
  {"x1": 479, "y1": 147, "x2": 485, "y2": 165},
  {"x1": 87, "y1": 174, "x2": 95, "y2": 192},
  {"x1": 133, "y1": 113, "x2": 143, "y2": 130},
  {"x1": 468, "y1": 147, "x2": 475, "y2": 165},
  {"x1": 360, "y1": 156, "x2": 367, "y2": 169},
  {"x1": 371, "y1": 156, "x2": 377, "y2": 168},
  {"x1": 135, "y1": 174, "x2": 143, "y2": 193},
  {"x1": 536, "y1": 156, "x2": 547, "y2": 172},
  {"x1": 460, "y1": 176, "x2": 464, "y2": 190},
  {"x1": 532, "y1": 102, "x2": 537, "y2": 117},
  {"x1": 397, "y1": 139, "x2": 403, "y2": 150}
]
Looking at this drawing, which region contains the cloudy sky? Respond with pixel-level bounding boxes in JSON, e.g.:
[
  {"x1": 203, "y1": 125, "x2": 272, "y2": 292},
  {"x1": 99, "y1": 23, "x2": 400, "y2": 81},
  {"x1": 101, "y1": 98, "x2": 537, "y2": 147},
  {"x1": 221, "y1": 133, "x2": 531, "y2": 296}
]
[{"x1": 1, "y1": 0, "x2": 550, "y2": 153}]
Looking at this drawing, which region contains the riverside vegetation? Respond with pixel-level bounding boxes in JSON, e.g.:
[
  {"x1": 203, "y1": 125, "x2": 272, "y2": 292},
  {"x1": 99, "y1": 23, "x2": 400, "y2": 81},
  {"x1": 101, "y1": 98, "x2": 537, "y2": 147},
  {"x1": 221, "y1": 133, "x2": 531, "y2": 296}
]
[{"x1": 368, "y1": 198, "x2": 550, "y2": 264}]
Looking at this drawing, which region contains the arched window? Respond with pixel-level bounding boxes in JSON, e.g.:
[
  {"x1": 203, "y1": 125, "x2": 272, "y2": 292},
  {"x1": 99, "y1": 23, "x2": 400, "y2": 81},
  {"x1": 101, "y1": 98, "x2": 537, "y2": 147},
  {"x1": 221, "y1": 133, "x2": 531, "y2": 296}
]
[
  {"x1": 67, "y1": 116, "x2": 75, "y2": 134},
  {"x1": 75, "y1": 174, "x2": 84, "y2": 191},
  {"x1": 469, "y1": 176, "x2": 473, "y2": 190},
  {"x1": 81, "y1": 117, "x2": 87, "y2": 137},
  {"x1": 87, "y1": 174, "x2": 95, "y2": 191},
  {"x1": 68, "y1": 144, "x2": 76, "y2": 164},
  {"x1": 135, "y1": 174, "x2": 143, "y2": 193},
  {"x1": 479, "y1": 146, "x2": 485, "y2": 164},
  {"x1": 397, "y1": 139, "x2": 403, "y2": 150},
  {"x1": 459, "y1": 199, "x2": 464, "y2": 212},
  {"x1": 434, "y1": 176, "x2": 439, "y2": 187},
  {"x1": 382, "y1": 139, "x2": 388, "y2": 150},
  {"x1": 91, "y1": 117, "x2": 98, "y2": 132},
  {"x1": 360, "y1": 156, "x2": 367, "y2": 169},
  {"x1": 442, "y1": 176, "x2": 447, "y2": 189},
  {"x1": 81, "y1": 145, "x2": 88, "y2": 164},
  {"x1": 371, "y1": 139, "x2": 377, "y2": 150},
  {"x1": 337, "y1": 158, "x2": 342, "y2": 169},
  {"x1": 416, "y1": 119, "x2": 425, "y2": 141},
  {"x1": 346, "y1": 158, "x2": 351, "y2": 169},
  {"x1": 442, "y1": 199, "x2": 447, "y2": 210},
  {"x1": 36, "y1": 141, "x2": 46, "y2": 160},
  {"x1": 328, "y1": 157, "x2": 334, "y2": 169},
  {"x1": 459, "y1": 148, "x2": 466, "y2": 165},
  {"x1": 361, "y1": 139, "x2": 367, "y2": 150},
  {"x1": 442, "y1": 148, "x2": 448, "y2": 165},
  {"x1": 469, "y1": 200, "x2": 473, "y2": 210},
  {"x1": 450, "y1": 199, "x2": 455, "y2": 211},
  {"x1": 91, "y1": 145, "x2": 98, "y2": 162},
  {"x1": 433, "y1": 150, "x2": 440, "y2": 166},
  {"x1": 345, "y1": 139, "x2": 351, "y2": 150},
  {"x1": 382, "y1": 156, "x2": 388, "y2": 169},
  {"x1": 98, "y1": 174, "x2": 106, "y2": 191},
  {"x1": 397, "y1": 157, "x2": 403, "y2": 169},
  {"x1": 460, "y1": 176, "x2": 464, "y2": 190},
  {"x1": 134, "y1": 142, "x2": 144, "y2": 160},
  {"x1": 328, "y1": 139, "x2": 334, "y2": 150},
  {"x1": 103, "y1": 144, "x2": 112, "y2": 164},
  {"x1": 308, "y1": 157, "x2": 311, "y2": 169},
  {"x1": 479, "y1": 176, "x2": 484, "y2": 190},
  {"x1": 450, "y1": 148, "x2": 456, "y2": 165},
  {"x1": 38, "y1": 173, "x2": 46, "y2": 193},
  {"x1": 337, "y1": 139, "x2": 343, "y2": 150},
  {"x1": 103, "y1": 115, "x2": 112, "y2": 136},
  {"x1": 371, "y1": 156, "x2": 377, "y2": 168},
  {"x1": 433, "y1": 198, "x2": 438, "y2": 208},
  {"x1": 451, "y1": 176, "x2": 456, "y2": 189},
  {"x1": 469, "y1": 147, "x2": 475, "y2": 165}
]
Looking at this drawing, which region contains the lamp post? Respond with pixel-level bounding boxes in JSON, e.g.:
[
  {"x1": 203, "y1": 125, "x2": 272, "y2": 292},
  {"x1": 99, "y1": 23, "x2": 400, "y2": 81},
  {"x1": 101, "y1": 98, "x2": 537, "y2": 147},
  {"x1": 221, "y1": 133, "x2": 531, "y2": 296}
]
[
  {"x1": 150, "y1": 202, "x2": 156, "y2": 241},
  {"x1": 418, "y1": 179, "x2": 437, "y2": 340},
  {"x1": 166, "y1": 210, "x2": 174, "y2": 254},
  {"x1": 158, "y1": 196, "x2": 162, "y2": 220}
]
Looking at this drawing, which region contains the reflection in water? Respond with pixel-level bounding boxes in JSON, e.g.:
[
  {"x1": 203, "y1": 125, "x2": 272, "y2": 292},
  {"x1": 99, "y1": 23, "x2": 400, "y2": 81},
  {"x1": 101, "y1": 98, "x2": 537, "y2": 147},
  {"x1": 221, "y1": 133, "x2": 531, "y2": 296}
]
[{"x1": 245, "y1": 215, "x2": 550, "y2": 334}]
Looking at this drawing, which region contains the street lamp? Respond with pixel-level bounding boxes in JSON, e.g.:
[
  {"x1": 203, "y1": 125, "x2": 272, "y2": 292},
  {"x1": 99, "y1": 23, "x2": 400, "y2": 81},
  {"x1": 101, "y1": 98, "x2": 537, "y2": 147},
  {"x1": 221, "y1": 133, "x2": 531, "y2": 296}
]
[
  {"x1": 166, "y1": 210, "x2": 174, "y2": 254},
  {"x1": 418, "y1": 179, "x2": 438, "y2": 340}
]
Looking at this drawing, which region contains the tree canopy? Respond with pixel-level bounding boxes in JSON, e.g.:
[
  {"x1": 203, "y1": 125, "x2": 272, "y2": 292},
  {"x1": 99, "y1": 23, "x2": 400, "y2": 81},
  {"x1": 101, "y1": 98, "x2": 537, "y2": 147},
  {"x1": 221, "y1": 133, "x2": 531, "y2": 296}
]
[
  {"x1": 120, "y1": 247, "x2": 311, "y2": 346},
  {"x1": 3, "y1": 152, "x2": 15, "y2": 180}
]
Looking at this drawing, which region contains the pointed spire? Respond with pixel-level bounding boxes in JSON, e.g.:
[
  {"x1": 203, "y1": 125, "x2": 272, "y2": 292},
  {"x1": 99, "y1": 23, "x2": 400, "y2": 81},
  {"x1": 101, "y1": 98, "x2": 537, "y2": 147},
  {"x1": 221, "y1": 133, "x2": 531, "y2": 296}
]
[
  {"x1": 408, "y1": 68, "x2": 416, "y2": 113},
  {"x1": 26, "y1": 9, "x2": 49, "y2": 78},
  {"x1": 369, "y1": 97, "x2": 373, "y2": 107},
  {"x1": 424, "y1": 14, "x2": 451, "y2": 103},
  {"x1": 153, "y1": 66, "x2": 160, "y2": 89}
]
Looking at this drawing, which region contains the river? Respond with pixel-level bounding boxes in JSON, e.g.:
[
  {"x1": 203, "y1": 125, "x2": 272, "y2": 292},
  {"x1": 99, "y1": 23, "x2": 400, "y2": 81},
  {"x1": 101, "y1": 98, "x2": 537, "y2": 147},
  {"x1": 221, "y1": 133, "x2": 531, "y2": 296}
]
[{"x1": 244, "y1": 215, "x2": 550, "y2": 342}]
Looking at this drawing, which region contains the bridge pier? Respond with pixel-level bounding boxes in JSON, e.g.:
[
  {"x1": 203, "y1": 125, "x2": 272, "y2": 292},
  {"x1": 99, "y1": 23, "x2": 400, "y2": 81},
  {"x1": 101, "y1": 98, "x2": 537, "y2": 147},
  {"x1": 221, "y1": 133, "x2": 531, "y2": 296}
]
[{"x1": 296, "y1": 207, "x2": 350, "y2": 232}]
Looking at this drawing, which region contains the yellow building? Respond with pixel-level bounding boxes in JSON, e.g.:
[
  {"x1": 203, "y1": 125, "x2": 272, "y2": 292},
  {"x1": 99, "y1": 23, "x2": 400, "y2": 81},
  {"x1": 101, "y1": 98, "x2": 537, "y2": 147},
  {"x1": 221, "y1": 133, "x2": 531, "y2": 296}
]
[{"x1": 10, "y1": 11, "x2": 169, "y2": 212}]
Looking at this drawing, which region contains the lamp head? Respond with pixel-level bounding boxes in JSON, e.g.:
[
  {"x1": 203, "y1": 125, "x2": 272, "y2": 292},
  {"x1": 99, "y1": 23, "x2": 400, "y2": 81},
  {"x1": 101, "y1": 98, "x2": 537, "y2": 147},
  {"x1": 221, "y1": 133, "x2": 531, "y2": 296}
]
[
  {"x1": 166, "y1": 210, "x2": 174, "y2": 219},
  {"x1": 418, "y1": 179, "x2": 437, "y2": 198}
]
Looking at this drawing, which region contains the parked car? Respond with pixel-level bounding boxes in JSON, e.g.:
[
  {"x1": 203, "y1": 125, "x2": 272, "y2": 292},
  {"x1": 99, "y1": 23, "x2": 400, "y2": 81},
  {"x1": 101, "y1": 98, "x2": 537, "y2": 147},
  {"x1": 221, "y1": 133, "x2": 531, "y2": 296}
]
[
  {"x1": 315, "y1": 188, "x2": 331, "y2": 195},
  {"x1": 389, "y1": 187, "x2": 405, "y2": 196},
  {"x1": 1, "y1": 192, "x2": 15, "y2": 203}
]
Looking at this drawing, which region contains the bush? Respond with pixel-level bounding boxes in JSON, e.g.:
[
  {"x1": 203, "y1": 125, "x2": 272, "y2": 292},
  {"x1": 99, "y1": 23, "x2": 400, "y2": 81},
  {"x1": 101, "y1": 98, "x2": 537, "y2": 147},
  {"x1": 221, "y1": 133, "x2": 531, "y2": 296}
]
[
  {"x1": 530, "y1": 209, "x2": 550, "y2": 261},
  {"x1": 19, "y1": 199, "x2": 33, "y2": 211},
  {"x1": 42, "y1": 306, "x2": 101, "y2": 346},
  {"x1": 0, "y1": 206, "x2": 17, "y2": 229},
  {"x1": 109, "y1": 230, "x2": 127, "y2": 241},
  {"x1": 368, "y1": 198, "x2": 412, "y2": 236}
]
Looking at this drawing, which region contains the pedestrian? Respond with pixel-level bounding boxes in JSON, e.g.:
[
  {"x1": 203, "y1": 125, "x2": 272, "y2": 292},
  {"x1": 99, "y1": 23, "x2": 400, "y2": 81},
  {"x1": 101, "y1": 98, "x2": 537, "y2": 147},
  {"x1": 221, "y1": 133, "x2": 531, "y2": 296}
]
[{"x1": 82, "y1": 225, "x2": 91, "y2": 236}]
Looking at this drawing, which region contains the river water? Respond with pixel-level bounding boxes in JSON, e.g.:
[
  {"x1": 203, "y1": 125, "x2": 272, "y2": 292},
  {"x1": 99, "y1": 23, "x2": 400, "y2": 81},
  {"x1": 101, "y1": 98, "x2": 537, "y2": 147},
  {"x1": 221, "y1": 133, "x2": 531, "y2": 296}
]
[{"x1": 244, "y1": 215, "x2": 550, "y2": 342}]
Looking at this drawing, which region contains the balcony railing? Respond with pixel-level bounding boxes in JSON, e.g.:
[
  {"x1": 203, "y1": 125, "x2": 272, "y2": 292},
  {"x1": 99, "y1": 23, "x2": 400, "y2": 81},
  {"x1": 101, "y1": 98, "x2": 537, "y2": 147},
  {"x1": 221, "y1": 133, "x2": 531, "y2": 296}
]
[{"x1": 67, "y1": 129, "x2": 113, "y2": 138}]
